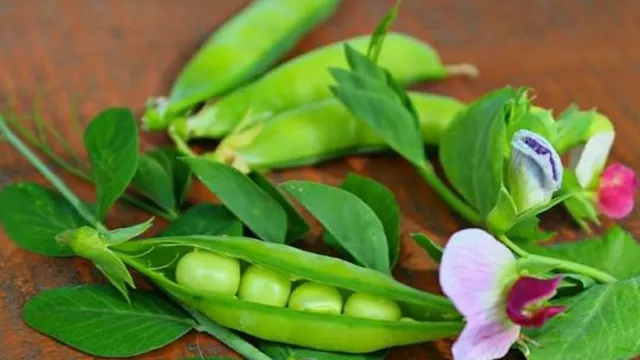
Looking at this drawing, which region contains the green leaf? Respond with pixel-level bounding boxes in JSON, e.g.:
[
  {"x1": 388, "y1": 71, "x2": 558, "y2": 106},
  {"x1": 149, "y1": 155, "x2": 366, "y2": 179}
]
[
  {"x1": 184, "y1": 158, "x2": 287, "y2": 243},
  {"x1": 260, "y1": 341, "x2": 389, "y2": 360},
  {"x1": 160, "y1": 204, "x2": 243, "y2": 237},
  {"x1": 0, "y1": 182, "x2": 88, "y2": 257},
  {"x1": 523, "y1": 226, "x2": 640, "y2": 280},
  {"x1": 341, "y1": 173, "x2": 401, "y2": 267},
  {"x1": 102, "y1": 218, "x2": 155, "y2": 245},
  {"x1": 551, "y1": 104, "x2": 594, "y2": 153},
  {"x1": 366, "y1": 1, "x2": 400, "y2": 63},
  {"x1": 132, "y1": 154, "x2": 176, "y2": 212},
  {"x1": 561, "y1": 170, "x2": 599, "y2": 232},
  {"x1": 527, "y1": 277, "x2": 640, "y2": 360},
  {"x1": 330, "y1": 46, "x2": 425, "y2": 167},
  {"x1": 439, "y1": 87, "x2": 520, "y2": 217},
  {"x1": 506, "y1": 215, "x2": 555, "y2": 243},
  {"x1": 249, "y1": 171, "x2": 309, "y2": 243},
  {"x1": 146, "y1": 147, "x2": 192, "y2": 207},
  {"x1": 23, "y1": 285, "x2": 194, "y2": 358},
  {"x1": 84, "y1": 108, "x2": 139, "y2": 220},
  {"x1": 411, "y1": 233, "x2": 443, "y2": 263},
  {"x1": 282, "y1": 181, "x2": 390, "y2": 273}
]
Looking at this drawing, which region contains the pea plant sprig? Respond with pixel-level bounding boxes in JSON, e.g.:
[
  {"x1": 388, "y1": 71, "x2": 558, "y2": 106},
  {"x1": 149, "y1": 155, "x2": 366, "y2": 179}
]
[
  {"x1": 0, "y1": 104, "x2": 466, "y2": 360},
  {"x1": 329, "y1": 36, "x2": 640, "y2": 360}
]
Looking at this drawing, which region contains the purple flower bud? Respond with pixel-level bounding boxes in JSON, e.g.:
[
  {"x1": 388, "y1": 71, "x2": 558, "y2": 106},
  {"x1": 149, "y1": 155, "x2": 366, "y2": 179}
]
[{"x1": 508, "y1": 130, "x2": 563, "y2": 212}]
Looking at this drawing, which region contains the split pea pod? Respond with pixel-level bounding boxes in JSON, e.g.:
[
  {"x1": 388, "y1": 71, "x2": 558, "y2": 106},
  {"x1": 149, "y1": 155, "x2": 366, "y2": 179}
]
[
  {"x1": 142, "y1": 0, "x2": 341, "y2": 130},
  {"x1": 173, "y1": 32, "x2": 477, "y2": 141},
  {"x1": 210, "y1": 92, "x2": 466, "y2": 171},
  {"x1": 112, "y1": 236, "x2": 462, "y2": 354}
]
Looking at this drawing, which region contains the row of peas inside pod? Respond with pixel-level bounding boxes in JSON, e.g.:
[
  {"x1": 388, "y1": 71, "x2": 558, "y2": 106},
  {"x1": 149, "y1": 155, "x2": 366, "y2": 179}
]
[
  {"x1": 176, "y1": 250, "x2": 404, "y2": 321},
  {"x1": 112, "y1": 236, "x2": 462, "y2": 353}
]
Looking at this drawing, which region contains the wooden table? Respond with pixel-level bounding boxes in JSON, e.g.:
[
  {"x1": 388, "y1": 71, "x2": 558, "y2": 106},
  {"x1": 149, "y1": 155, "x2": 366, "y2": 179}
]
[{"x1": 1, "y1": 1, "x2": 638, "y2": 359}]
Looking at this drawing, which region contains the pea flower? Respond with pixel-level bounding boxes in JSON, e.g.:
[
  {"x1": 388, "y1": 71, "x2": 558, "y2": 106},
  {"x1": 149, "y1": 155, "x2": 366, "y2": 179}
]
[
  {"x1": 440, "y1": 229, "x2": 565, "y2": 360},
  {"x1": 596, "y1": 163, "x2": 637, "y2": 219},
  {"x1": 508, "y1": 130, "x2": 563, "y2": 213}
]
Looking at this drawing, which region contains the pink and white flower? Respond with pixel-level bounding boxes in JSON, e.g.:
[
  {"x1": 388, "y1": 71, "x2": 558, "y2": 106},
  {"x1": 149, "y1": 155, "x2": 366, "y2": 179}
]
[{"x1": 439, "y1": 229, "x2": 565, "y2": 360}]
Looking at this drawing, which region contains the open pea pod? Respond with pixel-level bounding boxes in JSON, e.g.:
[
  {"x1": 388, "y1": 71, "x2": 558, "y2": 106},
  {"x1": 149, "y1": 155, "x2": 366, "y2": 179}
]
[
  {"x1": 143, "y1": 0, "x2": 341, "y2": 130},
  {"x1": 112, "y1": 236, "x2": 462, "y2": 354}
]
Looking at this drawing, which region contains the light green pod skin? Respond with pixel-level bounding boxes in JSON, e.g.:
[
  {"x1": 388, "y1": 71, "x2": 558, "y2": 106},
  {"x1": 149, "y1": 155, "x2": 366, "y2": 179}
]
[
  {"x1": 238, "y1": 264, "x2": 292, "y2": 307},
  {"x1": 343, "y1": 293, "x2": 402, "y2": 321},
  {"x1": 113, "y1": 236, "x2": 462, "y2": 354},
  {"x1": 211, "y1": 92, "x2": 465, "y2": 171},
  {"x1": 185, "y1": 32, "x2": 474, "y2": 139},
  {"x1": 288, "y1": 282, "x2": 343, "y2": 314},
  {"x1": 142, "y1": 0, "x2": 341, "y2": 130},
  {"x1": 175, "y1": 251, "x2": 241, "y2": 296}
]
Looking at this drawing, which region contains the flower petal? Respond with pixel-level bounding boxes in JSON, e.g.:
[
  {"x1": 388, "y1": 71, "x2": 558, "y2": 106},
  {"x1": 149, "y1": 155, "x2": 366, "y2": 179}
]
[
  {"x1": 597, "y1": 163, "x2": 637, "y2": 219},
  {"x1": 506, "y1": 276, "x2": 565, "y2": 327},
  {"x1": 452, "y1": 320, "x2": 520, "y2": 360},
  {"x1": 440, "y1": 229, "x2": 517, "y2": 322},
  {"x1": 569, "y1": 131, "x2": 615, "y2": 189}
]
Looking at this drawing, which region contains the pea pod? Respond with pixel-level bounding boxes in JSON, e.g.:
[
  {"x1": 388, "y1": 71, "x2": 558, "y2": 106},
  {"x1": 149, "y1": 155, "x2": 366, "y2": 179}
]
[
  {"x1": 142, "y1": 0, "x2": 341, "y2": 130},
  {"x1": 173, "y1": 32, "x2": 477, "y2": 141},
  {"x1": 112, "y1": 235, "x2": 462, "y2": 354},
  {"x1": 211, "y1": 92, "x2": 465, "y2": 171}
]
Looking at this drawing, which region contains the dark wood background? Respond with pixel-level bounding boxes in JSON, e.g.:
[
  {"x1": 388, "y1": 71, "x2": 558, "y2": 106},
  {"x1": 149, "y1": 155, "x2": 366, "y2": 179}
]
[{"x1": 1, "y1": 1, "x2": 638, "y2": 359}]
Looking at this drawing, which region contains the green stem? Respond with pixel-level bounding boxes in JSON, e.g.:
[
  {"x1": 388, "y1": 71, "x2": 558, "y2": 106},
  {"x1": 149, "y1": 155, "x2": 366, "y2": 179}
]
[
  {"x1": 498, "y1": 235, "x2": 617, "y2": 284},
  {"x1": 415, "y1": 165, "x2": 483, "y2": 225},
  {"x1": 0, "y1": 115, "x2": 104, "y2": 231}
]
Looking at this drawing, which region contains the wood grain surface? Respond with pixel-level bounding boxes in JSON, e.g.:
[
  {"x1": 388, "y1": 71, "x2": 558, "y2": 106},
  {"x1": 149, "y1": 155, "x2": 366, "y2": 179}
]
[{"x1": 1, "y1": 0, "x2": 639, "y2": 359}]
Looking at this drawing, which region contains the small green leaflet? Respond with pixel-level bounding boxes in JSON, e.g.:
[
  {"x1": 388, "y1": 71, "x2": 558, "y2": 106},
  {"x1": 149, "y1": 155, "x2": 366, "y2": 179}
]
[
  {"x1": 102, "y1": 217, "x2": 155, "y2": 245},
  {"x1": 411, "y1": 233, "x2": 443, "y2": 263},
  {"x1": 132, "y1": 154, "x2": 176, "y2": 213},
  {"x1": 146, "y1": 147, "x2": 193, "y2": 207},
  {"x1": 561, "y1": 170, "x2": 600, "y2": 231},
  {"x1": 282, "y1": 180, "x2": 390, "y2": 273},
  {"x1": 526, "y1": 277, "x2": 640, "y2": 360},
  {"x1": 84, "y1": 108, "x2": 139, "y2": 221},
  {"x1": 330, "y1": 45, "x2": 425, "y2": 168},
  {"x1": 341, "y1": 173, "x2": 401, "y2": 267},
  {"x1": 249, "y1": 171, "x2": 309, "y2": 242},
  {"x1": 0, "y1": 182, "x2": 88, "y2": 257},
  {"x1": 366, "y1": 1, "x2": 400, "y2": 63},
  {"x1": 260, "y1": 341, "x2": 389, "y2": 360},
  {"x1": 23, "y1": 285, "x2": 194, "y2": 358},
  {"x1": 550, "y1": 104, "x2": 594, "y2": 153},
  {"x1": 160, "y1": 204, "x2": 243, "y2": 237},
  {"x1": 184, "y1": 158, "x2": 287, "y2": 243},
  {"x1": 523, "y1": 226, "x2": 640, "y2": 280},
  {"x1": 439, "y1": 87, "x2": 521, "y2": 218}
]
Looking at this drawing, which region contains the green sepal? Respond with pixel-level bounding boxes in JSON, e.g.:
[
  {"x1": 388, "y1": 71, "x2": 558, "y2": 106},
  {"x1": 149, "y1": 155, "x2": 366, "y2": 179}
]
[
  {"x1": 101, "y1": 218, "x2": 155, "y2": 245},
  {"x1": 486, "y1": 186, "x2": 518, "y2": 235},
  {"x1": 560, "y1": 170, "x2": 600, "y2": 232},
  {"x1": 57, "y1": 226, "x2": 135, "y2": 302}
]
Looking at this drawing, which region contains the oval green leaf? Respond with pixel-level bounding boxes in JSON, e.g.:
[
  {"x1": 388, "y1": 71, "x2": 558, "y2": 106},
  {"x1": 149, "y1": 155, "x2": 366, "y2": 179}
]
[
  {"x1": 161, "y1": 204, "x2": 243, "y2": 237},
  {"x1": 22, "y1": 285, "x2": 194, "y2": 358},
  {"x1": 282, "y1": 180, "x2": 390, "y2": 273},
  {"x1": 132, "y1": 154, "x2": 176, "y2": 212},
  {"x1": 341, "y1": 173, "x2": 400, "y2": 267},
  {"x1": 184, "y1": 158, "x2": 287, "y2": 243},
  {"x1": 84, "y1": 108, "x2": 139, "y2": 220},
  {"x1": 147, "y1": 147, "x2": 192, "y2": 207},
  {"x1": 0, "y1": 182, "x2": 89, "y2": 257}
]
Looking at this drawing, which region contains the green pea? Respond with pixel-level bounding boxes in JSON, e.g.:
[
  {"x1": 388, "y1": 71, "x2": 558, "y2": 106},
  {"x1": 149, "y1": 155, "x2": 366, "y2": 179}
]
[
  {"x1": 175, "y1": 251, "x2": 241, "y2": 296},
  {"x1": 181, "y1": 33, "x2": 476, "y2": 140},
  {"x1": 288, "y1": 282, "x2": 343, "y2": 315},
  {"x1": 142, "y1": 0, "x2": 341, "y2": 130},
  {"x1": 209, "y1": 92, "x2": 465, "y2": 171},
  {"x1": 343, "y1": 292, "x2": 402, "y2": 321},
  {"x1": 238, "y1": 264, "x2": 292, "y2": 307}
]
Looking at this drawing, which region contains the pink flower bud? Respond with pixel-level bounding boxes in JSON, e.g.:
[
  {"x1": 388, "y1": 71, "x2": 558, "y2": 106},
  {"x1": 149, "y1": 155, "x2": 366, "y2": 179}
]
[{"x1": 597, "y1": 163, "x2": 637, "y2": 219}]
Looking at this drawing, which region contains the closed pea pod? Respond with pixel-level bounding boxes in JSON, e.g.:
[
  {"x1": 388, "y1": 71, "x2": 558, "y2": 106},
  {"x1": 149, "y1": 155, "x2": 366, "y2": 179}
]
[
  {"x1": 210, "y1": 92, "x2": 466, "y2": 172},
  {"x1": 173, "y1": 32, "x2": 477, "y2": 142},
  {"x1": 112, "y1": 236, "x2": 462, "y2": 354},
  {"x1": 142, "y1": 0, "x2": 341, "y2": 130}
]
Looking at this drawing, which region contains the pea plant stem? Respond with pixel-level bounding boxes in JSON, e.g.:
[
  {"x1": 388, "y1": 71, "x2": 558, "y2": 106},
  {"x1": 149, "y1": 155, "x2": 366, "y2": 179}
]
[
  {"x1": 498, "y1": 235, "x2": 617, "y2": 284},
  {"x1": 0, "y1": 115, "x2": 104, "y2": 231},
  {"x1": 415, "y1": 165, "x2": 483, "y2": 225}
]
